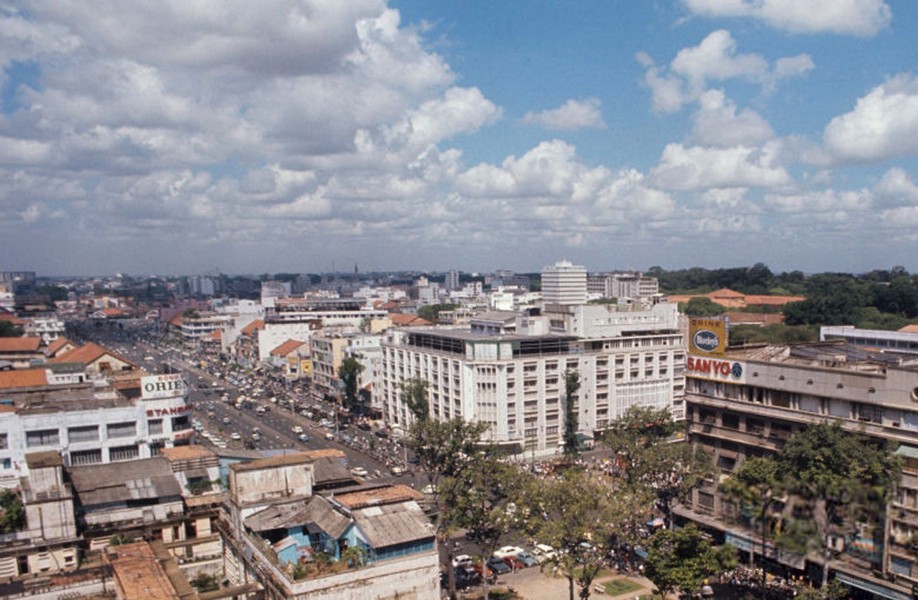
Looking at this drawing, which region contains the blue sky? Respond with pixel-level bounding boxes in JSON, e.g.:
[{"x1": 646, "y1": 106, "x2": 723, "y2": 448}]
[{"x1": 1, "y1": 1, "x2": 917, "y2": 276}]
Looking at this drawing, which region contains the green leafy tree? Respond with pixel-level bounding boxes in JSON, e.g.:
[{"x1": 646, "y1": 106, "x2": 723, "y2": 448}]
[
  {"x1": 189, "y1": 573, "x2": 219, "y2": 592},
  {"x1": 602, "y1": 407, "x2": 714, "y2": 528},
  {"x1": 455, "y1": 459, "x2": 527, "y2": 600},
  {"x1": 680, "y1": 297, "x2": 727, "y2": 317},
  {"x1": 337, "y1": 356, "x2": 364, "y2": 412},
  {"x1": 417, "y1": 303, "x2": 459, "y2": 323},
  {"x1": 522, "y1": 469, "x2": 652, "y2": 600},
  {"x1": 0, "y1": 321, "x2": 23, "y2": 338},
  {"x1": 181, "y1": 308, "x2": 201, "y2": 319},
  {"x1": 562, "y1": 370, "x2": 581, "y2": 458},
  {"x1": 776, "y1": 422, "x2": 900, "y2": 585},
  {"x1": 644, "y1": 524, "x2": 737, "y2": 599},
  {"x1": 0, "y1": 489, "x2": 26, "y2": 533},
  {"x1": 720, "y1": 457, "x2": 783, "y2": 598},
  {"x1": 405, "y1": 417, "x2": 488, "y2": 600},
  {"x1": 401, "y1": 378, "x2": 429, "y2": 422}
]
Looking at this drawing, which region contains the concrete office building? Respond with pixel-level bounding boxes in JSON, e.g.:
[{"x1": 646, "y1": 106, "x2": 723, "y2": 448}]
[
  {"x1": 678, "y1": 342, "x2": 918, "y2": 599},
  {"x1": 379, "y1": 301, "x2": 685, "y2": 457},
  {"x1": 0, "y1": 373, "x2": 193, "y2": 486},
  {"x1": 541, "y1": 260, "x2": 587, "y2": 306}
]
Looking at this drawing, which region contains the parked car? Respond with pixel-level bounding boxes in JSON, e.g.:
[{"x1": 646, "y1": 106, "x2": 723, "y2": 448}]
[
  {"x1": 374, "y1": 429, "x2": 389, "y2": 438},
  {"x1": 532, "y1": 543, "x2": 557, "y2": 562},
  {"x1": 493, "y1": 545, "x2": 524, "y2": 559},
  {"x1": 452, "y1": 554, "x2": 473, "y2": 569},
  {"x1": 516, "y1": 550, "x2": 538, "y2": 567},
  {"x1": 350, "y1": 467, "x2": 368, "y2": 477},
  {"x1": 504, "y1": 556, "x2": 525, "y2": 570},
  {"x1": 298, "y1": 433, "x2": 309, "y2": 442},
  {"x1": 486, "y1": 557, "x2": 511, "y2": 575},
  {"x1": 390, "y1": 466, "x2": 404, "y2": 477},
  {"x1": 292, "y1": 425, "x2": 304, "y2": 434}
]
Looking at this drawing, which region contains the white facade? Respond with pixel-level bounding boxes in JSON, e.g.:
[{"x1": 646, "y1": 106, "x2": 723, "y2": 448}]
[
  {"x1": 542, "y1": 260, "x2": 587, "y2": 306},
  {"x1": 0, "y1": 379, "x2": 193, "y2": 486},
  {"x1": 22, "y1": 316, "x2": 66, "y2": 344},
  {"x1": 379, "y1": 303, "x2": 685, "y2": 457}
]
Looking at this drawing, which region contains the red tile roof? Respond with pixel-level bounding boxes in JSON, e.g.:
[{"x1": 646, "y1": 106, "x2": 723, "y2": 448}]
[
  {"x1": 0, "y1": 369, "x2": 48, "y2": 389},
  {"x1": 0, "y1": 336, "x2": 42, "y2": 353},
  {"x1": 270, "y1": 339, "x2": 305, "y2": 357},
  {"x1": 389, "y1": 313, "x2": 432, "y2": 327},
  {"x1": 241, "y1": 319, "x2": 265, "y2": 336},
  {"x1": 46, "y1": 337, "x2": 76, "y2": 356},
  {"x1": 49, "y1": 341, "x2": 137, "y2": 369}
]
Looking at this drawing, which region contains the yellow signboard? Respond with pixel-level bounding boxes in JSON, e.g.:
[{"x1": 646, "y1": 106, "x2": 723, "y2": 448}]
[
  {"x1": 299, "y1": 359, "x2": 313, "y2": 377},
  {"x1": 689, "y1": 317, "x2": 728, "y2": 356}
]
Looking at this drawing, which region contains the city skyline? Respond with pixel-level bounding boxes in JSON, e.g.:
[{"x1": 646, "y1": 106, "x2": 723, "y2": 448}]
[{"x1": 1, "y1": 1, "x2": 917, "y2": 276}]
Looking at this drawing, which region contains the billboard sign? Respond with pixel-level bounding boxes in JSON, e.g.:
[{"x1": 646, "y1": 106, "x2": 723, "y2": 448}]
[
  {"x1": 141, "y1": 373, "x2": 186, "y2": 400},
  {"x1": 689, "y1": 317, "x2": 728, "y2": 356}
]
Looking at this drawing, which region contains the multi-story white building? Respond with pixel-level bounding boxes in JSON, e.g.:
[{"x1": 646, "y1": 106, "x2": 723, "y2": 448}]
[
  {"x1": 0, "y1": 373, "x2": 193, "y2": 486},
  {"x1": 821, "y1": 325, "x2": 918, "y2": 356},
  {"x1": 587, "y1": 271, "x2": 660, "y2": 300},
  {"x1": 541, "y1": 260, "x2": 587, "y2": 306},
  {"x1": 678, "y1": 342, "x2": 918, "y2": 598},
  {"x1": 379, "y1": 302, "x2": 685, "y2": 456}
]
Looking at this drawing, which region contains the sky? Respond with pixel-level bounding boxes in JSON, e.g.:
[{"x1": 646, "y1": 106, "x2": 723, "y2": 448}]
[{"x1": 1, "y1": 1, "x2": 918, "y2": 277}]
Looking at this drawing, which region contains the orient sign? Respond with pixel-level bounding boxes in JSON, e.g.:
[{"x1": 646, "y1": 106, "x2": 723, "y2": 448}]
[
  {"x1": 686, "y1": 356, "x2": 745, "y2": 383},
  {"x1": 141, "y1": 373, "x2": 187, "y2": 400}
]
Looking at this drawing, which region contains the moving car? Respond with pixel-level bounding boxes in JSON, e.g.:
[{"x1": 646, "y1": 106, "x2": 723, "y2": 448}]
[
  {"x1": 292, "y1": 425, "x2": 304, "y2": 434},
  {"x1": 298, "y1": 433, "x2": 309, "y2": 442},
  {"x1": 350, "y1": 467, "x2": 368, "y2": 477}
]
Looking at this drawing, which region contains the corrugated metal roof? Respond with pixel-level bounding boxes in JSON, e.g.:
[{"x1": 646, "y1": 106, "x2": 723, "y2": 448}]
[
  {"x1": 354, "y1": 501, "x2": 432, "y2": 549},
  {"x1": 69, "y1": 458, "x2": 182, "y2": 506}
]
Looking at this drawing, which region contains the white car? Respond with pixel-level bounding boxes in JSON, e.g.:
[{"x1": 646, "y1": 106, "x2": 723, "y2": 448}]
[
  {"x1": 452, "y1": 554, "x2": 473, "y2": 569},
  {"x1": 493, "y1": 545, "x2": 524, "y2": 559},
  {"x1": 230, "y1": 432, "x2": 242, "y2": 441},
  {"x1": 292, "y1": 425, "x2": 304, "y2": 434},
  {"x1": 350, "y1": 467, "x2": 368, "y2": 477},
  {"x1": 532, "y1": 543, "x2": 557, "y2": 561}
]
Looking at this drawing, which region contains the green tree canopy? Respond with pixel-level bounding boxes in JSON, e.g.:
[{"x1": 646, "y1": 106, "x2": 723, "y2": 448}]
[
  {"x1": 644, "y1": 524, "x2": 737, "y2": 599},
  {"x1": 0, "y1": 321, "x2": 23, "y2": 338},
  {"x1": 401, "y1": 378, "x2": 429, "y2": 422},
  {"x1": 404, "y1": 417, "x2": 488, "y2": 600},
  {"x1": 522, "y1": 468, "x2": 652, "y2": 600},
  {"x1": 417, "y1": 303, "x2": 459, "y2": 323},
  {"x1": 562, "y1": 370, "x2": 581, "y2": 458},
  {"x1": 602, "y1": 407, "x2": 713, "y2": 528},
  {"x1": 0, "y1": 489, "x2": 25, "y2": 533},
  {"x1": 680, "y1": 297, "x2": 727, "y2": 317},
  {"x1": 337, "y1": 356, "x2": 365, "y2": 411}
]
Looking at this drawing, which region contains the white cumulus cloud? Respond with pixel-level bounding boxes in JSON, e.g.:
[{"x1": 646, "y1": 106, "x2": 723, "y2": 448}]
[
  {"x1": 682, "y1": 0, "x2": 892, "y2": 36},
  {"x1": 690, "y1": 90, "x2": 775, "y2": 147},
  {"x1": 823, "y1": 75, "x2": 918, "y2": 164},
  {"x1": 639, "y1": 30, "x2": 812, "y2": 113},
  {"x1": 651, "y1": 143, "x2": 791, "y2": 190},
  {"x1": 522, "y1": 98, "x2": 606, "y2": 131}
]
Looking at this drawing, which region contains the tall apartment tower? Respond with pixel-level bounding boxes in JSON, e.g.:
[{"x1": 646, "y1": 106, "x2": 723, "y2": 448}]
[
  {"x1": 541, "y1": 260, "x2": 587, "y2": 305},
  {"x1": 445, "y1": 269, "x2": 460, "y2": 291}
]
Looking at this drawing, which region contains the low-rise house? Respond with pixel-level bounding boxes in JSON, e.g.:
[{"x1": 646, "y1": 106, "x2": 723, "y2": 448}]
[
  {"x1": 224, "y1": 453, "x2": 438, "y2": 599},
  {"x1": 48, "y1": 341, "x2": 140, "y2": 377},
  {"x1": 0, "y1": 337, "x2": 44, "y2": 369}
]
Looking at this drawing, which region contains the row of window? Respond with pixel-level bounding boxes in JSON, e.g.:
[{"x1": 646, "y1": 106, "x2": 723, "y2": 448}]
[{"x1": 23, "y1": 417, "x2": 192, "y2": 448}]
